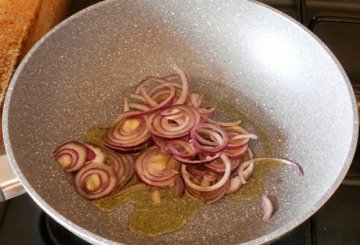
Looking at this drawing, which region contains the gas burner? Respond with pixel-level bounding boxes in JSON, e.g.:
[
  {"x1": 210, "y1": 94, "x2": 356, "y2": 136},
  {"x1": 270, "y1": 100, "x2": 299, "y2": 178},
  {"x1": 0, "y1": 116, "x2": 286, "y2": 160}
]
[{"x1": 40, "y1": 213, "x2": 89, "y2": 245}]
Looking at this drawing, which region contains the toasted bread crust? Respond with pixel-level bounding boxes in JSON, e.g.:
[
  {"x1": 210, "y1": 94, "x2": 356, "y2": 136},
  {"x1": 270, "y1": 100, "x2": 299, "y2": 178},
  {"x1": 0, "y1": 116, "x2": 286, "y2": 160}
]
[
  {"x1": 0, "y1": 0, "x2": 69, "y2": 152},
  {"x1": 0, "y1": 0, "x2": 42, "y2": 104}
]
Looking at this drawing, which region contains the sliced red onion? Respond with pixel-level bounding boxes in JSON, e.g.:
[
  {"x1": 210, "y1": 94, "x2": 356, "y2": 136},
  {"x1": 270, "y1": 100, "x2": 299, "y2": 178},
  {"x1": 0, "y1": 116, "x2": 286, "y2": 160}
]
[
  {"x1": 171, "y1": 64, "x2": 189, "y2": 105},
  {"x1": 173, "y1": 151, "x2": 221, "y2": 165},
  {"x1": 56, "y1": 66, "x2": 304, "y2": 212},
  {"x1": 167, "y1": 140, "x2": 197, "y2": 159},
  {"x1": 173, "y1": 177, "x2": 185, "y2": 198},
  {"x1": 123, "y1": 98, "x2": 130, "y2": 112},
  {"x1": 130, "y1": 85, "x2": 176, "y2": 118},
  {"x1": 84, "y1": 143, "x2": 105, "y2": 164},
  {"x1": 224, "y1": 125, "x2": 250, "y2": 134},
  {"x1": 139, "y1": 85, "x2": 159, "y2": 107},
  {"x1": 130, "y1": 93, "x2": 146, "y2": 103},
  {"x1": 144, "y1": 156, "x2": 179, "y2": 181},
  {"x1": 135, "y1": 147, "x2": 180, "y2": 187},
  {"x1": 186, "y1": 164, "x2": 207, "y2": 178},
  {"x1": 261, "y1": 195, "x2": 274, "y2": 221},
  {"x1": 134, "y1": 76, "x2": 169, "y2": 95},
  {"x1": 54, "y1": 141, "x2": 87, "y2": 172},
  {"x1": 105, "y1": 150, "x2": 134, "y2": 189},
  {"x1": 198, "y1": 107, "x2": 216, "y2": 117},
  {"x1": 206, "y1": 157, "x2": 241, "y2": 173},
  {"x1": 203, "y1": 171, "x2": 218, "y2": 182},
  {"x1": 189, "y1": 93, "x2": 203, "y2": 108},
  {"x1": 240, "y1": 157, "x2": 304, "y2": 177},
  {"x1": 186, "y1": 185, "x2": 203, "y2": 201},
  {"x1": 200, "y1": 179, "x2": 230, "y2": 203},
  {"x1": 186, "y1": 178, "x2": 230, "y2": 204},
  {"x1": 129, "y1": 103, "x2": 150, "y2": 111},
  {"x1": 190, "y1": 123, "x2": 228, "y2": 154},
  {"x1": 122, "y1": 154, "x2": 135, "y2": 184},
  {"x1": 75, "y1": 162, "x2": 117, "y2": 199},
  {"x1": 107, "y1": 140, "x2": 152, "y2": 153},
  {"x1": 103, "y1": 111, "x2": 151, "y2": 151},
  {"x1": 147, "y1": 105, "x2": 200, "y2": 139},
  {"x1": 247, "y1": 148, "x2": 254, "y2": 159},
  {"x1": 238, "y1": 161, "x2": 255, "y2": 184},
  {"x1": 227, "y1": 134, "x2": 257, "y2": 149},
  {"x1": 148, "y1": 83, "x2": 182, "y2": 101},
  {"x1": 224, "y1": 144, "x2": 249, "y2": 159},
  {"x1": 163, "y1": 74, "x2": 179, "y2": 81},
  {"x1": 152, "y1": 135, "x2": 170, "y2": 154},
  {"x1": 181, "y1": 153, "x2": 231, "y2": 192},
  {"x1": 227, "y1": 176, "x2": 243, "y2": 194},
  {"x1": 160, "y1": 107, "x2": 183, "y2": 117}
]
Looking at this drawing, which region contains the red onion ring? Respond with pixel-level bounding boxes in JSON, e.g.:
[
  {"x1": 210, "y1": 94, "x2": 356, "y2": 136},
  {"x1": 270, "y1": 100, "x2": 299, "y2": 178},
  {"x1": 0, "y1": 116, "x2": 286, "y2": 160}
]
[
  {"x1": 75, "y1": 162, "x2": 117, "y2": 199},
  {"x1": 181, "y1": 153, "x2": 231, "y2": 192},
  {"x1": 129, "y1": 103, "x2": 150, "y2": 112},
  {"x1": 261, "y1": 195, "x2": 274, "y2": 221},
  {"x1": 186, "y1": 177, "x2": 230, "y2": 203},
  {"x1": 148, "y1": 83, "x2": 182, "y2": 102},
  {"x1": 163, "y1": 74, "x2": 179, "y2": 81},
  {"x1": 224, "y1": 125, "x2": 250, "y2": 134},
  {"x1": 103, "y1": 111, "x2": 151, "y2": 152},
  {"x1": 135, "y1": 147, "x2": 180, "y2": 187},
  {"x1": 144, "y1": 156, "x2": 179, "y2": 181},
  {"x1": 134, "y1": 76, "x2": 169, "y2": 95},
  {"x1": 198, "y1": 107, "x2": 216, "y2": 117},
  {"x1": 84, "y1": 143, "x2": 105, "y2": 164},
  {"x1": 189, "y1": 93, "x2": 203, "y2": 108},
  {"x1": 227, "y1": 176, "x2": 242, "y2": 194},
  {"x1": 239, "y1": 157, "x2": 304, "y2": 177},
  {"x1": 238, "y1": 160, "x2": 255, "y2": 184},
  {"x1": 123, "y1": 98, "x2": 130, "y2": 112},
  {"x1": 130, "y1": 93, "x2": 146, "y2": 103},
  {"x1": 172, "y1": 177, "x2": 185, "y2": 198},
  {"x1": 206, "y1": 157, "x2": 241, "y2": 172},
  {"x1": 167, "y1": 140, "x2": 197, "y2": 159},
  {"x1": 224, "y1": 144, "x2": 249, "y2": 159},
  {"x1": 199, "y1": 179, "x2": 230, "y2": 204},
  {"x1": 190, "y1": 123, "x2": 228, "y2": 154},
  {"x1": 54, "y1": 141, "x2": 87, "y2": 172},
  {"x1": 186, "y1": 164, "x2": 207, "y2": 178},
  {"x1": 152, "y1": 135, "x2": 170, "y2": 154},
  {"x1": 147, "y1": 105, "x2": 200, "y2": 139},
  {"x1": 105, "y1": 150, "x2": 134, "y2": 189},
  {"x1": 226, "y1": 134, "x2": 257, "y2": 149},
  {"x1": 248, "y1": 148, "x2": 254, "y2": 159},
  {"x1": 130, "y1": 85, "x2": 176, "y2": 118},
  {"x1": 171, "y1": 64, "x2": 189, "y2": 105},
  {"x1": 173, "y1": 151, "x2": 221, "y2": 165}
]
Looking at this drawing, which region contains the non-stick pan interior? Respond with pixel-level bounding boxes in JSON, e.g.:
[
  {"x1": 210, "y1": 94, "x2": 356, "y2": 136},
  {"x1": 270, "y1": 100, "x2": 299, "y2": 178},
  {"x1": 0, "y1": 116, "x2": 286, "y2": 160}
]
[{"x1": 3, "y1": 0, "x2": 357, "y2": 244}]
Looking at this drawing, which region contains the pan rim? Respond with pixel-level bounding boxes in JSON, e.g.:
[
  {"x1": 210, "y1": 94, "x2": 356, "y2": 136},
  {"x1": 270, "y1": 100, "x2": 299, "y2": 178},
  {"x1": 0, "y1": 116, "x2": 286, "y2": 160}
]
[{"x1": 2, "y1": 0, "x2": 358, "y2": 244}]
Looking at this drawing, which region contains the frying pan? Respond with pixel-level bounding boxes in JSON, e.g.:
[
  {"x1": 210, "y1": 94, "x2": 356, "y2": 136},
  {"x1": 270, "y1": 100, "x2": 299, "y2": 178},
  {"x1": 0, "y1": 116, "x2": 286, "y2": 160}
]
[{"x1": 1, "y1": 0, "x2": 358, "y2": 244}]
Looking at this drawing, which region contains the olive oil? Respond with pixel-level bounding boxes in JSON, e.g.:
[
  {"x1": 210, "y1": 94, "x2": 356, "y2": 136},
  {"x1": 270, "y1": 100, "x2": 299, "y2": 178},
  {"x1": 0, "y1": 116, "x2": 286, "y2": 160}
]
[
  {"x1": 84, "y1": 126, "x2": 108, "y2": 146},
  {"x1": 94, "y1": 183, "x2": 202, "y2": 237}
]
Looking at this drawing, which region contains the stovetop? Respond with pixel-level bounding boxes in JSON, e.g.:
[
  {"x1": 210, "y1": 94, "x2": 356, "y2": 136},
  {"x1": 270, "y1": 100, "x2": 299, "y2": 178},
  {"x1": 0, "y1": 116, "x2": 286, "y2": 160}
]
[
  {"x1": 1, "y1": 0, "x2": 360, "y2": 244},
  {"x1": 1, "y1": 184, "x2": 360, "y2": 245}
]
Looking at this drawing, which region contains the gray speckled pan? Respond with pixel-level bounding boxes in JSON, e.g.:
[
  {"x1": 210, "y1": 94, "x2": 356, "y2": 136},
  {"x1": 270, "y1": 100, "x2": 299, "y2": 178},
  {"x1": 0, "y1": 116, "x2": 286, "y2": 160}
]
[{"x1": 2, "y1": 0, "x2": 358, "y2": 244}]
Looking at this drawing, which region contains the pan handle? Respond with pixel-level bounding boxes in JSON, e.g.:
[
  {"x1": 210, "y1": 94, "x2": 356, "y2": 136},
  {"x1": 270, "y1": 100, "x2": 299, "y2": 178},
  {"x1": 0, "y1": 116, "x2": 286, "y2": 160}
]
[{"x1": 0, "y1": 154, "x2": 25, "y2": 201}]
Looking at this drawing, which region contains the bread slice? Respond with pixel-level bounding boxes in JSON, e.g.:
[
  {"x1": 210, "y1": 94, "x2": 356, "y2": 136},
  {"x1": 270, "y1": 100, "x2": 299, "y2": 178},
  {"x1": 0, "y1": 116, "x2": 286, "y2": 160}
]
[
  {"x1": 0, "y1": 0, "x2": 70, "y2": 107},
  {"x1": 0, "y1": 0, "x2": 69, "y2": 152}
]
